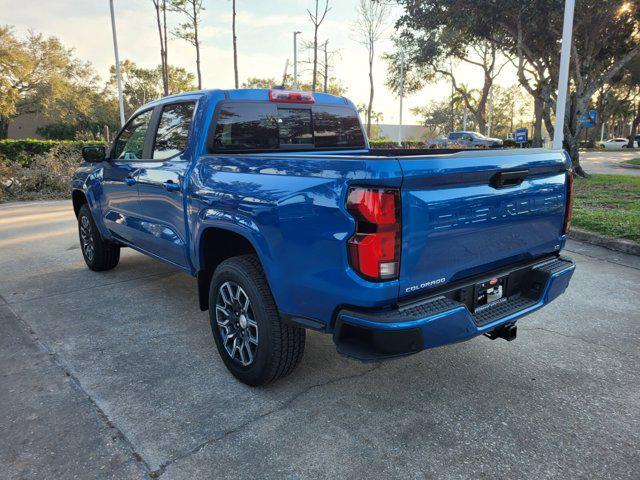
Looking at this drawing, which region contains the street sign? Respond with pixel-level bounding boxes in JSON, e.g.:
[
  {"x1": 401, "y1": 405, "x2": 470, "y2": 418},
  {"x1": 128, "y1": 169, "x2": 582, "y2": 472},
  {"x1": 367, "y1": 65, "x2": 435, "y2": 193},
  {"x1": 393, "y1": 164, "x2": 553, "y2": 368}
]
[
  {"x1": 581, "y1": 109, "x2": 597, "y2": 127},
  {"x1": 515, "y1": 127, "x2": 528, "y2": 144}
]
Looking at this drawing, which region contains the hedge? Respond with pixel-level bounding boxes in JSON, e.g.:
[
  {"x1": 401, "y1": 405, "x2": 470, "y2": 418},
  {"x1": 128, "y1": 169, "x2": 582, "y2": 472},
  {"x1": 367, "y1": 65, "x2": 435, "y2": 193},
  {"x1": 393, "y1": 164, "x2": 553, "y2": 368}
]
[{"x1": 0, "y1": 139, "x2": 107, "y2": 166}]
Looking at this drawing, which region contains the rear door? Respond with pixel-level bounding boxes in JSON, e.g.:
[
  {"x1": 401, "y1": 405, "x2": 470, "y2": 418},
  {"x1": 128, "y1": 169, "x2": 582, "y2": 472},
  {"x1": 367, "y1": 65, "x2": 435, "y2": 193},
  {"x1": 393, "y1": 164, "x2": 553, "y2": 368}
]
[
  {"x1": 102, "y1": 109, "x2": 154, "y2": 244},
  {"x1": 398, "y1": 150, "x2": 569, "y2": 298},
  {"x1": 134, "y1": 101, "x2": 196, "y2": 268}
]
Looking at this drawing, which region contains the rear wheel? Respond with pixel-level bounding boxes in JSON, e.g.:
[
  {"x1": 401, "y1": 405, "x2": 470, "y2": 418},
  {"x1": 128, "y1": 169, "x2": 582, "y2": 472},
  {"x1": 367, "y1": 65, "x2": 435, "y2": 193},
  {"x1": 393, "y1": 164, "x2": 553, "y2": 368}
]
[
  {"x1": 77, "y1": 204, "x2": 120, "y2": 271},
  {"x1": 209, "y1": 255, "x2": 305, "y2": 386}
]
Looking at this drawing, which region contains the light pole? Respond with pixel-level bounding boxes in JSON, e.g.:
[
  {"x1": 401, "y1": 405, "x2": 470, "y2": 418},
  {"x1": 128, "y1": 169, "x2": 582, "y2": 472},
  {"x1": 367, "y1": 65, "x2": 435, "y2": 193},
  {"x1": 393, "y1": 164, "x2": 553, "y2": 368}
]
[
  {"x1": 398, "y1": 50, "x2": 404, "y2": 146},
  {"x1": 109, "y1": 0, "x2": 125, "y2": 127},
  {"x1": 552, "y1": 0, "x2": 576, "y2": 150},
  {"x1": 293, "y1": 31, "x2": 302, "y2": 90}
]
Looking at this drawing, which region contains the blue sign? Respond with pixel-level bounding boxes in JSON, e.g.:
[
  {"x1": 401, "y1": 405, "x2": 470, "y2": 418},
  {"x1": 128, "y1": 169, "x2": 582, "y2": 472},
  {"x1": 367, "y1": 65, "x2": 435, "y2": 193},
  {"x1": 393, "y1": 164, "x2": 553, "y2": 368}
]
[
  {"x1": 581, "y1": 110, "x2": 597, "y2": 127},
  {"x1": 515, "y1": 127, "x2": 528, "y2": 144}
]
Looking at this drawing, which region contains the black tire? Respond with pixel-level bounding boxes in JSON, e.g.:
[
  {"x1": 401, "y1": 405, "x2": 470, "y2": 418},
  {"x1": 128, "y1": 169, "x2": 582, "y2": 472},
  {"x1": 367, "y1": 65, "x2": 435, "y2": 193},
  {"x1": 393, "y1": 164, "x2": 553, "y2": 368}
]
[
  {"x1": 77, "y1": 203, "x2": 120, "y2": 271},
  {"x1": 209, "y1": 255, "x2": 305, "y2": 386}
]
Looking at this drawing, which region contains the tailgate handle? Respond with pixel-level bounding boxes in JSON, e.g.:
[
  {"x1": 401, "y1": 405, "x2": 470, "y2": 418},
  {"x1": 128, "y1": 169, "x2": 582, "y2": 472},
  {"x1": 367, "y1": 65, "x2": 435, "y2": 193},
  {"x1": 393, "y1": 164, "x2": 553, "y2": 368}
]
[{"x1": 490, "y1": 170, "x2": 529, "y2": 188}]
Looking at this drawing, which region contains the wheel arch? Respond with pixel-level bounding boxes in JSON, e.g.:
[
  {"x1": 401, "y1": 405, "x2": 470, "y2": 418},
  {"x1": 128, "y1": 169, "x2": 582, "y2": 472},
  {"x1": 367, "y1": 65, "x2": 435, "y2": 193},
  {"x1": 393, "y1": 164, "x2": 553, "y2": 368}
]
[
  {"x1": 72, "y1": 189, "x2": 88, "y2": 217},
  {"x1": 196, "y1": 226, "x2": 264, "y2": 311}
]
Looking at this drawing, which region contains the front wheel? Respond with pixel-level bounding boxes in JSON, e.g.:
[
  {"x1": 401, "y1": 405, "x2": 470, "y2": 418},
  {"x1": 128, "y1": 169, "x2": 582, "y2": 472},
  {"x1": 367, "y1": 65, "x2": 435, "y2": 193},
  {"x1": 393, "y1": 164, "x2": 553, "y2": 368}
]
[
  {"x1": 77, "y1": 204, "x2": 120, "y2": 271},
  {"x1": 209, "y1": 255, "x2": 305, "y2": 386}
]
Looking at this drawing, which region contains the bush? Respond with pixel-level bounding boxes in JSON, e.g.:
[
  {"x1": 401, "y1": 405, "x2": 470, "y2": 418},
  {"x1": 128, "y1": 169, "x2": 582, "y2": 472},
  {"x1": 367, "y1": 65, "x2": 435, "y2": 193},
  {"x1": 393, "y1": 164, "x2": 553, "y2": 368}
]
[
  {"x1": 370, "y1": 139, "x2": 425, "y2": 149},
  {"x1": 0, "y1": 140, "x2": 105, "y2": 203},
  {"x1": 0, "y1": 139, "x2": 106, "y2": 166}
]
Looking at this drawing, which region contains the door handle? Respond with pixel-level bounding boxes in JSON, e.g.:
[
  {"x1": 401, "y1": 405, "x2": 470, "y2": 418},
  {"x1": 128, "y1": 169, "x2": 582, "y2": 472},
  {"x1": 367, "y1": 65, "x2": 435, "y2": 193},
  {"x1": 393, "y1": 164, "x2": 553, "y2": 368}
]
[
  {"x1": 162, "y1": 180, "x2": 180, "y2": 192},
  {"x1": 490, "y1": 170, "x2": 529, "y2": 189},
  {"x1": 125, "y1": 176, "x2": 137, "y2": 186}
]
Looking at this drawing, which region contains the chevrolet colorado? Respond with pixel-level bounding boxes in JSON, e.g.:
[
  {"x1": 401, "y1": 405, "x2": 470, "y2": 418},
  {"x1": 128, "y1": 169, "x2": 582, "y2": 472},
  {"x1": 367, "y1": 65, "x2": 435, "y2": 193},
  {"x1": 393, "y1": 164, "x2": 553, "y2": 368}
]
[{"x1": 72, "y1": 88, "x2": 575, "y2": 385}]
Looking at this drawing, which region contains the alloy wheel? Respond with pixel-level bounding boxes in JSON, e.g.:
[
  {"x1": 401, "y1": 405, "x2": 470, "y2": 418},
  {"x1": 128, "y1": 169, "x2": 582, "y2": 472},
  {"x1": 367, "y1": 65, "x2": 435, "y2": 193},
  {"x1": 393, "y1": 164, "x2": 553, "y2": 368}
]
[
  {"x1": 215, "y1": 281, "x2": 259, "y2": 366},
  {"x1": 79, "y1": 215, "x2": 95, "y2": 262}
]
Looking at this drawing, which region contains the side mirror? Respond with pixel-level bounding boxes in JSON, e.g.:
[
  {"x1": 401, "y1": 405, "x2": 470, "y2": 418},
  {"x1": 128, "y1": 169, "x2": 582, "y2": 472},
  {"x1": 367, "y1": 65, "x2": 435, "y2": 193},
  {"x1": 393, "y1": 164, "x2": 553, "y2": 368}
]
[{"x1": 82, "y1": 145, "x2": 106, "y2": 163}]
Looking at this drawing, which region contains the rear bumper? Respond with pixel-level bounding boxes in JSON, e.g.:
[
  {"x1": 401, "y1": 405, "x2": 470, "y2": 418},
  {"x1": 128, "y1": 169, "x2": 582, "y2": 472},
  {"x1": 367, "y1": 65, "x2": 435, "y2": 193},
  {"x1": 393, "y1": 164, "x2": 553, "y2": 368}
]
[{"x1": 333, "y1": 256, "x2": 575, "y2": 361}]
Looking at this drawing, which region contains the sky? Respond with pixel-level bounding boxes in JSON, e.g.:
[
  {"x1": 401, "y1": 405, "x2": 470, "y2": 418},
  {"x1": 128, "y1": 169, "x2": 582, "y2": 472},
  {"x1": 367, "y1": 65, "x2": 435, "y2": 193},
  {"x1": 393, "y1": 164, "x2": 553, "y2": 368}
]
[{"x1": 1, "y1": 0, "x2": 520, "y2": 125}]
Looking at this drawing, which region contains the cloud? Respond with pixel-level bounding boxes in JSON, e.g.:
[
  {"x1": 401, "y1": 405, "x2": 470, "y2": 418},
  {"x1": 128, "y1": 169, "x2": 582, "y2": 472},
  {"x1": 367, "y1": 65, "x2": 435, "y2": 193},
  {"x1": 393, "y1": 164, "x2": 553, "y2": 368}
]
[{"x1": 0, "y1": 0, "x2": 512, "y2": 125}]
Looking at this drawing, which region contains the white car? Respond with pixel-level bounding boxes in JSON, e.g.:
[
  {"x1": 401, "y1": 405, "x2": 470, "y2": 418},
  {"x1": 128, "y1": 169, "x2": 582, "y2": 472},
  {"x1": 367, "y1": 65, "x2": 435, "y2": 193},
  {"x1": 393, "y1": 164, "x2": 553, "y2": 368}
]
[{"x1": 597, "y1": 138, "x2": 637, "y2": 149}]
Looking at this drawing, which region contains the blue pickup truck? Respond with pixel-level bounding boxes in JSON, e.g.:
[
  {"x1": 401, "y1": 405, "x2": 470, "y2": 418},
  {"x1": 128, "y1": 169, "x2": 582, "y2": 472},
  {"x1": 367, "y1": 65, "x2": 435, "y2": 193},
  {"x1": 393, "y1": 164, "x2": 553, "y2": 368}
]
[{"x1": 72, "y1": 88, "x2": 575, "y2": 385}]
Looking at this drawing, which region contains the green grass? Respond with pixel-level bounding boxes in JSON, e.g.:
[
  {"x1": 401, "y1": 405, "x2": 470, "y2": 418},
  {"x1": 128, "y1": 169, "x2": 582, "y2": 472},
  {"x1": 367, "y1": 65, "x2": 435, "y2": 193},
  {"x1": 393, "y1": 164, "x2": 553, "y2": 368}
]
[
  {"x1": 572, "y1": 174, "x2": 640, "y2": 242},
  {"x1": 625, "y1": 157, "x2": 640, "y2": 166}
]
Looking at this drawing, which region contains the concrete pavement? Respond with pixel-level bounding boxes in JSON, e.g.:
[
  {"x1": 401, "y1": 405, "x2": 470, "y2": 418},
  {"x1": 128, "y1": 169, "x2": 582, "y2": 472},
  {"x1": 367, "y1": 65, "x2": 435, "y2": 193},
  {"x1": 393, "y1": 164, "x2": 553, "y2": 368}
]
[
  {"x1": 580, "y1": 150, "x2": 640, "y2": 175},
  {"x1": 1, "y1": 200, "x2": 639, "y2": 479}
]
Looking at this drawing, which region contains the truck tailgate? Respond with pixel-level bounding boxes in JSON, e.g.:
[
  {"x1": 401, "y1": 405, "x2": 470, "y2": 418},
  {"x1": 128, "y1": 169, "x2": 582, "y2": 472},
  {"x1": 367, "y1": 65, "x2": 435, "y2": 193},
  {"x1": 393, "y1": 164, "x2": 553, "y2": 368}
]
[{"x1": 398, "y1": 150, "x2": 569, "y2": 297}]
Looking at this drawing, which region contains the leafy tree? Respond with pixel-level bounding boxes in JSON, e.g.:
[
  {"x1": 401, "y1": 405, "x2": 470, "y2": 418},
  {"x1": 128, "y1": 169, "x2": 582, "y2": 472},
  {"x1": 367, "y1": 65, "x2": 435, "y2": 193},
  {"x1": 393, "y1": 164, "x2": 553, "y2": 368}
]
[
  {"x1": 107, "y1": 60, "x2": 196, "y2": 117},
  {"x1": 619, "y1": 56, "x2": 640, "y2": 147},
  {"x1": 0, "y1": 26, "x2": 96, "y2": 139},
  {"x1": 412, "y1": 98, "x2": 470, "y2": 137},
  {"x1": 391, "y1": 0, "x2": 640, "y2": 176},
  {"x1": 386, "y1": 32, "x2": 508, "y2": 136},
  {"x1": 242, "y1": 76, "x2": 346, "y2": 96},
  {"x1": 356, "y1": 103, "x2": 383, "y2": 138},
  {"x1": 242, "y1": 77, "x2": 279, "y2": 89}
]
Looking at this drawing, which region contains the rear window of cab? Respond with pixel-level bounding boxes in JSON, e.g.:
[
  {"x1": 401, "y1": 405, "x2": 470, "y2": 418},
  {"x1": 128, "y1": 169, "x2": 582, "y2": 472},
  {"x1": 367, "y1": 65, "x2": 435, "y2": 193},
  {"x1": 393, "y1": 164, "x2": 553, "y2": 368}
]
[{"x1": 208, "y1": 102, "x2": 365, "y2": 152}]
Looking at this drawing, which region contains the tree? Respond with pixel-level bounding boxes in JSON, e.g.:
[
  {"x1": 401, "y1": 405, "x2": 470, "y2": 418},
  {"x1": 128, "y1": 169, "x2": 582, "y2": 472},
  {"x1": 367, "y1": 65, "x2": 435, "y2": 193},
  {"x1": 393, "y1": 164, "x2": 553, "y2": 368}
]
[
  {"x1": 620, "y1": 56, "x2": 640, "y2": 147},
  {"x1": 107, "y1": 60, "x2": 196, "y2": 116},
  {"x1": 152, "y1": 0, "x2": 170, "y2": 96},
  {"x1": 412, "y1": 98, "x2": 469, "y2": 137},
  {"x1": 386, "y1": 32, "x2": 508, "y2": 136},
  {"x1": 507, "y1": 1, "x2": 640, "y2": 173},
  {"x1": 231, "y1": 0, "x2": 239, "y2": 88},
  {"x1": 170, "y1": 0, "x2": 205, "y2": 89},
  {"x1": 392, "y1": 0, "x2": 640, "y2": 176},
  {"x1": 353, "y1": 0, "x2": 388, "y2": 137},
  {"x1": 242, "y1": 77, "x2": 278, "y2": 89},
  {"x1": 0, "y1": 26, "x2": 97, "y2": 139},
  {"x1": 307, "y1": 0, "x2": 331, "y2": 92},
  {"x1": 242, "y1": 75, "x2": 346, "y2": 96},
  {"x1": 357, "y1": 103, "x2": 384, "y2": 138}
]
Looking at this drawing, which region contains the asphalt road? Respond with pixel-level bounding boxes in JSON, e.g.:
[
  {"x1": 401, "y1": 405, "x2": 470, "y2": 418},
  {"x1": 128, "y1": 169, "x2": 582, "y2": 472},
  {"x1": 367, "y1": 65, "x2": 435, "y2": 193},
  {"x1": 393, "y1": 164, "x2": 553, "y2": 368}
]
[
  {"x1": 1, "y1": 200, "x2": 639, "y2": 480},
  {"x1": 580, "y1": 150, "x2": 640, "y2": 175}
]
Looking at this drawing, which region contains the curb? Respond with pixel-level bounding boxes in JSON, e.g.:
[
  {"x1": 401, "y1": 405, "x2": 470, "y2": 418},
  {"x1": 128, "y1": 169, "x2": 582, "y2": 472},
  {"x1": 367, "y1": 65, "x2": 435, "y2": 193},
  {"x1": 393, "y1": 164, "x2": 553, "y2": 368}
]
[
  {"x1": 619, "y1": 162, "x2": 640, "y2": 169},
  {"x1": 568, "y1": 228, "x2": 640, "y2": 256}
]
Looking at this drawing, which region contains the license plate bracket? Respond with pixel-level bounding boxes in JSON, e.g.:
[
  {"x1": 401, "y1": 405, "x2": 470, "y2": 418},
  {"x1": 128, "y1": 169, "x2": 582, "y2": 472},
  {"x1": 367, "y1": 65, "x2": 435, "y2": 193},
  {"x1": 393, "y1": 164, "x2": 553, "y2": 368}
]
[{"x1": 473, "y1": 276, "x2": 507, "y2": 312}]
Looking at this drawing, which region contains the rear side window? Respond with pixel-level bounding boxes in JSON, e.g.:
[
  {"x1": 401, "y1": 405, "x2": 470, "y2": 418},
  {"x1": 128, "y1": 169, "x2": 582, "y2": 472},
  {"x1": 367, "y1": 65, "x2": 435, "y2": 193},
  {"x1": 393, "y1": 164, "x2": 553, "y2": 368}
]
[
  {"x1": 210, "y1": 102, "x2": 365, "y2": 152},
  {"x1": 153, "y1": 102, "x2": 195, "y2": 160},
  {"x1": 213, "y1": 103, "x2": 278, "y2": 151},
  {"x1": 313, "y1": 106, "x2": 365, "y2": 148}
]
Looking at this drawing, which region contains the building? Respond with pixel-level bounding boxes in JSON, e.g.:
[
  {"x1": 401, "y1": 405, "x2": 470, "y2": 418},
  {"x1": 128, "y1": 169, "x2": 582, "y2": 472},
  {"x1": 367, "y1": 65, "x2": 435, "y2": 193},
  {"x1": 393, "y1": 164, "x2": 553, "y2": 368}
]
[
  {"x1": 6, "y1": 113, "x2": 47, "y2": 139},
  {"x1": 374, "y1": 124, "x2": 430, "y2": 142}
]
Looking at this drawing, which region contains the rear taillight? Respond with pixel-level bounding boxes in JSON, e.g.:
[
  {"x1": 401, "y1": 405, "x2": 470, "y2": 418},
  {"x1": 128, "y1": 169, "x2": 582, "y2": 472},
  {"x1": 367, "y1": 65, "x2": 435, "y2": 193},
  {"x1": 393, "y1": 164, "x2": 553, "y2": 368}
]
[
  {"x1": 269, "y1": 89, "x2": 314, "y2": 104},
  {"x1": 563, "y1": 169, "x2": 574, "y2": 234},
  {"x1": 346, "y1": 187, "x2": 401, "y2": 281}
]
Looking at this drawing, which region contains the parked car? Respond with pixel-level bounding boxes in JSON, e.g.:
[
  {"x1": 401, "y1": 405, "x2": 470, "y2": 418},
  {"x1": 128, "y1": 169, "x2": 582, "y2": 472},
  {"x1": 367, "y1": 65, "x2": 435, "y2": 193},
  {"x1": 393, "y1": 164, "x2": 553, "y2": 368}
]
[
  {"x1": 429, "y1": 131, "x2": 503, "y2": 149},
  {"x1": 72, "y1": 89, "x2": 575, "y2": 386},
  {"x1": 597, "y1": 138, "x2": 638, "y2": 149}
]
